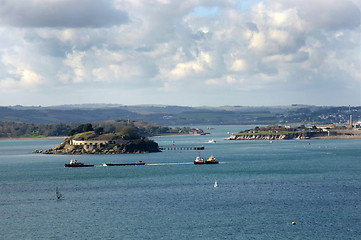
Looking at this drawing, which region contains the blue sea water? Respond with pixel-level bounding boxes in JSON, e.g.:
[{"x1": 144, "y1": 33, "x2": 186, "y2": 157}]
[{"x1": 0, "y1": 125, "x2": 361, "y2": 239}]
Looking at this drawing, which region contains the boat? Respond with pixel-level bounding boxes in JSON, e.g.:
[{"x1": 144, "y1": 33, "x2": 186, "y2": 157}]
[
  {"x1": 205, "y1": 155, "x2": 219, "y2": 164},
  {"x1": 214, "y1": 180, "x2": 218, "y2": 188},
  {"x1": 64, "y1": 159, "x2": 94, "y2": 168},
  {"x1": 56, "y1": 187, "x2": 63, "y2": 200},
  {"x1": 102, "y1": 161, "x2": 145, "y2": 166},
  {"x1": 194, "y1": 155, "x2": 205, "y2": 164},
  {"x1": 208, "y1": 139, "x2": 216, "y2": 143}
]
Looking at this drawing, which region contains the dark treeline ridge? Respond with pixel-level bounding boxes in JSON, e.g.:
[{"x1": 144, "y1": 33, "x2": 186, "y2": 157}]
[
  {"x1": 0, "y1": 120, "x2": 202, "y2": 138},
  {"x1": 1, "y1": 105, "x2": 360, "y2": 125}
]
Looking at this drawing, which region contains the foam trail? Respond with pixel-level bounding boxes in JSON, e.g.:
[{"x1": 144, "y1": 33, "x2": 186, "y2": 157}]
[{"x1": 148, "y1": 162, "x2": 193, "y2": 166}]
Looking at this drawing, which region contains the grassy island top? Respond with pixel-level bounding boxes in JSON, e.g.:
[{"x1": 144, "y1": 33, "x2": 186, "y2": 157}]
[{"x1": 72, "y1": 125, "x2": 141, "y2": 141}]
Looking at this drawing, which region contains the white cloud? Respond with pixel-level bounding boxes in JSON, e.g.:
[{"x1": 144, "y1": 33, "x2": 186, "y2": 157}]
[
  {"x1": 0, "y1": 69, "x2": 45, "y2": 91},
  {"x1": 0, "y1": 0, "x2": 359, "y2": 106},
  {"x1": 168, "y1": 51, "x2": 213, "y2": 80},
  {"x1": 230, "y1": 59, "x2": 247, "y2": 72},
  {"x1": 64, "y1": 50, "x2": 87, "y2": 83}
]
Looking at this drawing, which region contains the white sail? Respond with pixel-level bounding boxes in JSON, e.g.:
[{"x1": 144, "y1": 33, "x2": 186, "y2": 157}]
[{"x1": 214, "y1": 180, "x2": 218, "y2": 188}]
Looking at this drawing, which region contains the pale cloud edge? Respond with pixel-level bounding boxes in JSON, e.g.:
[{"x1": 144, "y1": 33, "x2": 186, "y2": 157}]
[{"x1": 0, "y1": 0, "x2": 360, "y2": 106}]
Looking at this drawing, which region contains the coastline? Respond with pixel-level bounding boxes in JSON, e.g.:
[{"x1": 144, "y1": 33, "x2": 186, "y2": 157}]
[
  {"x1": 311, "y1": 135, "x2": 361, "y2": 139},
  {"x1": 227, "y1": 134, "x2": 361, "y2": 140},
  {"x1": 0, "y1": 136, "x2": 66, "y2": 140}
]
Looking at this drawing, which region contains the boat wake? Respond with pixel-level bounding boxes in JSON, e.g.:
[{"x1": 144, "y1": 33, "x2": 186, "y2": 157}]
[{"x1": 148, "y1": 162, "x2": 193, "y2": 166}]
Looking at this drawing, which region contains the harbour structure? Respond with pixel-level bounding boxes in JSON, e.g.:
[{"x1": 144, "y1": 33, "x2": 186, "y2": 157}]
[
  {"x1": 159, "y1": 146, "x2": 205, "y2": 151},
  {"x1": 71, "y1": 139, "x2": 129, "y2": 151}
]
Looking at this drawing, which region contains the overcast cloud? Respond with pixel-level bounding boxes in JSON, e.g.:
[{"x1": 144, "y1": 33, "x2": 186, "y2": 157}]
[{"x1": 0, "y1": 0, "x2": 360, "y2": 106}]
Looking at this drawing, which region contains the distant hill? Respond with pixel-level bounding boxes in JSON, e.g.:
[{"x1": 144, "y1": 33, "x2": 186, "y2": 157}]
[
  {"x1": 0, "y1": 106, "x2": 139, "y2": 123},
  {"x1": 0, "y1": 104, "x2": 360, "y2": 125}
]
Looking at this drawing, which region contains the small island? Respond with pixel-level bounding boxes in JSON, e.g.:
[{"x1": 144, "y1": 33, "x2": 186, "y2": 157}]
[
  {"x1": 35, "y1": 124, "x2": 160, "y2": 154},
  {"x1": 226, "y1": 124, "x2": 361, "y2": 140}
]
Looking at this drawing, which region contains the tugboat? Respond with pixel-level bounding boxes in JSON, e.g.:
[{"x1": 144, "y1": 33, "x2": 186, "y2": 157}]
[
  {"x1": 194, "y1": 155, "x2": 205, "y2": 164},
  {"x1": 64, "y1": 159, "x2": 94, "y2": 168},
  {"x1": 205, "y1": 155, "x2": 219, "y2": 164}
]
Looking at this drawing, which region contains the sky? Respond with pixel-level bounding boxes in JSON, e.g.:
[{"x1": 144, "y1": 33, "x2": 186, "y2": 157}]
[{"x1": 0, "y1": 0, "x2": 360, "y2": 107}]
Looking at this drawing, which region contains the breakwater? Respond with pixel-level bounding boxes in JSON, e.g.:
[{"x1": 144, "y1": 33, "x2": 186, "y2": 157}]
[{"x1": 159, "y1": 146, "x2": 205, "y2": 151}]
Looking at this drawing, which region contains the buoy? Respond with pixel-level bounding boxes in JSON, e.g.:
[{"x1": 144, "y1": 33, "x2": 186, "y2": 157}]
[{"x1": 292, "y1": 221, "x2": 296, "y2": 225}]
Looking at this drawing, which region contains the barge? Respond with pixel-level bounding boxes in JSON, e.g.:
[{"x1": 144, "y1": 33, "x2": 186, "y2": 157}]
[{"x1": 102, "y1": 161, "x2": 145, "y2": 166}]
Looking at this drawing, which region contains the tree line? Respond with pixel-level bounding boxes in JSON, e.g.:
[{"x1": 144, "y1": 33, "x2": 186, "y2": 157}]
[{"x1": 0, "y1": 120, "x2": 202, "y2": 138}]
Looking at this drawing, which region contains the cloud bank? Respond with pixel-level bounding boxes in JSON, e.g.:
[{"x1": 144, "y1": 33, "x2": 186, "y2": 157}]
[{"x1": 0, "y1": 0, "x2": 360, "y2": 106}]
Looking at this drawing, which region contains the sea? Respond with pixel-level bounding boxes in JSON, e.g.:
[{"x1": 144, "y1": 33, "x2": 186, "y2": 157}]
[{"x1": 0, "y1": 125, "x2": 360, "y2": 240}]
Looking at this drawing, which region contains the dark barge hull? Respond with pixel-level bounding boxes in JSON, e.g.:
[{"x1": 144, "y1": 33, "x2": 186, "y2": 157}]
[
  {"x1": 103, "y1": 162, "x2": 145, "y2": 166},
  {"x1": 194, "y1": 162, "x2": 219, "y2": 164}
]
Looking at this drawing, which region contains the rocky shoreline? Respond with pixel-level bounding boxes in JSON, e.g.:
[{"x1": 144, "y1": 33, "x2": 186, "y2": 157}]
[
  {"x1": 226, "y1": 134, "x2": 309, "y2": 140},
  {"x1": 226, "y1": 130, "x2": 361, "y2": 141}
]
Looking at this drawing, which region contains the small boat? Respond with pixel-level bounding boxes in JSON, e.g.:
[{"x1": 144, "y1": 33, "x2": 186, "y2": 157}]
[
  {"x1": 208, "y1": 139, "x2": 216, "y2": 143},
  {"x1": 214, "y1": 180, "x2": 218, "y2": 188},
  {"x1": 205, "y1": 155, "x2": 219, "y2": 164},
  {"x1": 56, "y1": 187, "x2": 63, "y2": 200},
  {"x1": 194, "y1": 155, "x2": 205, "y2": 164},
  {"x1": 102, "y1": 161, "x2": 145, "y2": 166},
  {"x1": 64, "y1": 159, "x2": 94, "y2": 168}
]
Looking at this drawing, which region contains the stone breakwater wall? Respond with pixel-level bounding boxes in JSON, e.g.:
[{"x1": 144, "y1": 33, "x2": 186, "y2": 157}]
[{"x1": 226, "y1": 134, "x2": 310, "y2": 140}]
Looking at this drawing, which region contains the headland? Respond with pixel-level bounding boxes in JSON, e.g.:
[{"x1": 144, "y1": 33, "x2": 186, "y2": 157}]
[{"x1": 226, "y1": 125, "x2": 361, "y2": 141}]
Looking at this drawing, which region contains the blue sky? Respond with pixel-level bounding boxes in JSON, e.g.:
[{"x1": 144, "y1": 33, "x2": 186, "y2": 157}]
[{"x1": 0, "y1": 0, "x2": 360, "y2": 107}]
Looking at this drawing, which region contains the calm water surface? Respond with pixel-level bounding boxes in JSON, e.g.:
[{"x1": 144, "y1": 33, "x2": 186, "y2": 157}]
[{"x1": 0, "y1": 125, "x2": 361, "y2": 239}]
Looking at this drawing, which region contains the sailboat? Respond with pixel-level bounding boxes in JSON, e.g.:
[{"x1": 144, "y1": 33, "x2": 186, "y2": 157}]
[
  {"x1": 214, "y1": 180, "x2": 218, "y2": 188},
  {"x1": 56, "y1": 187, "x2": 63, "y2": 200}
]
